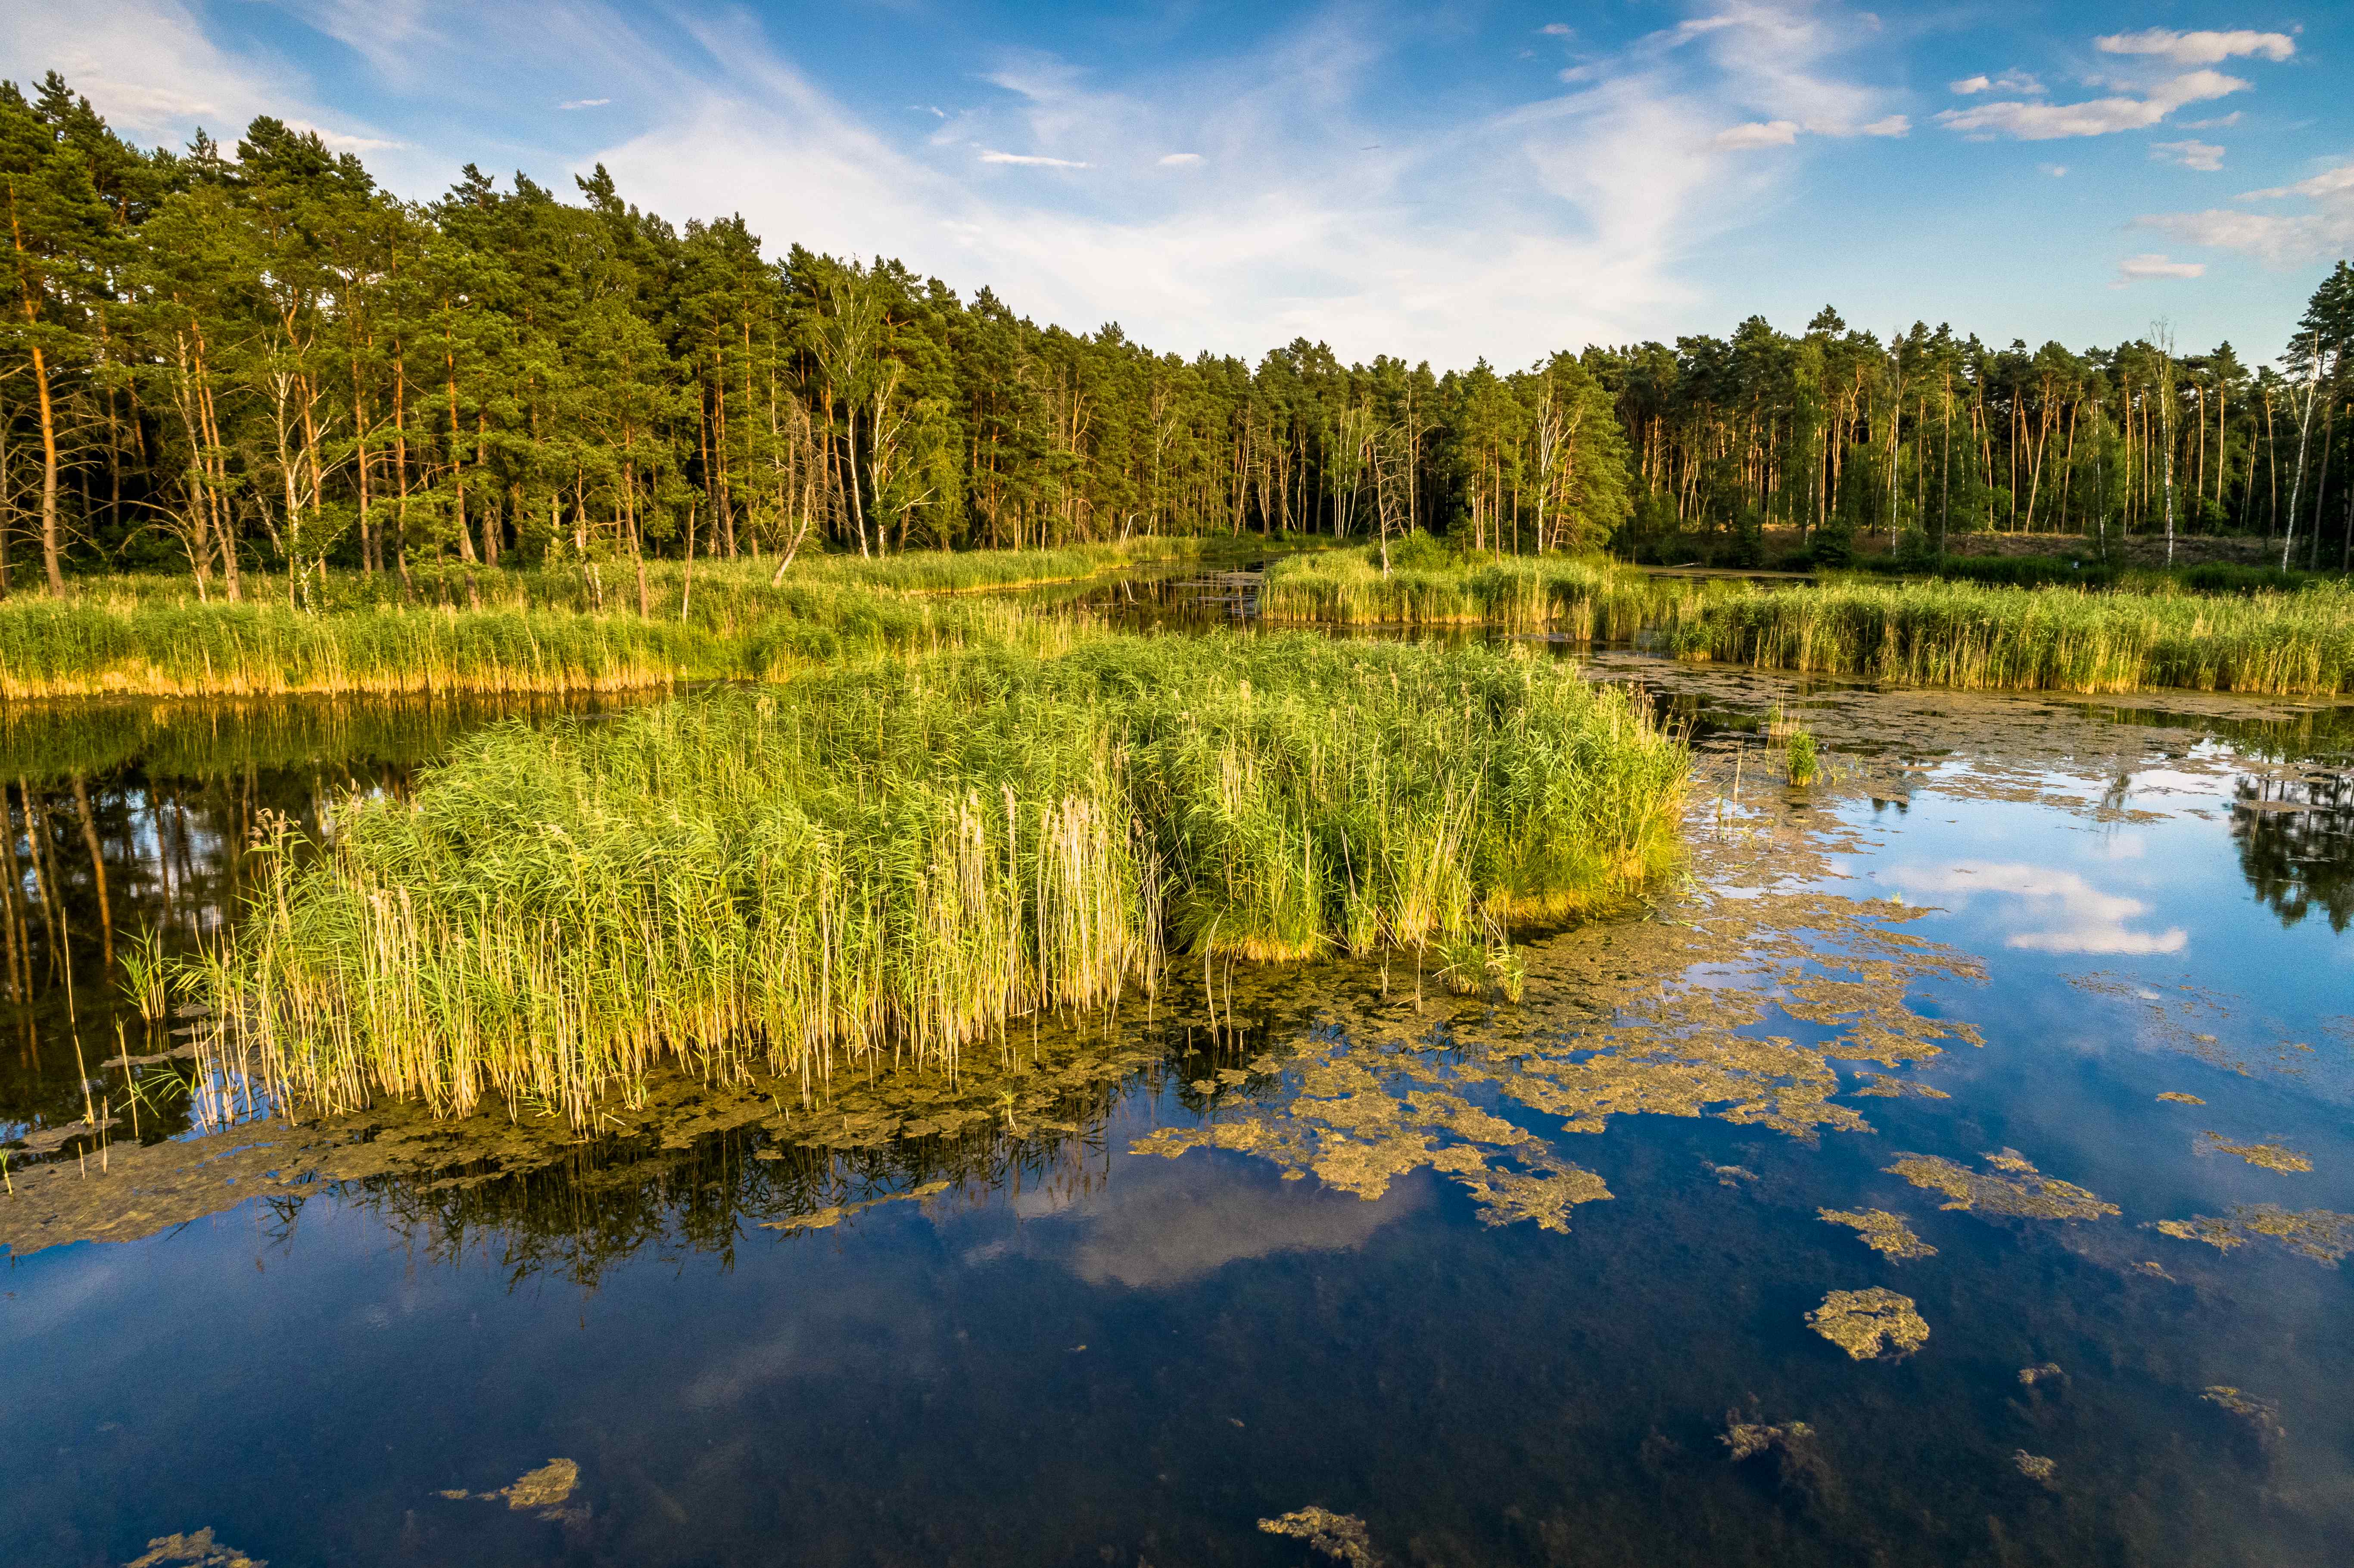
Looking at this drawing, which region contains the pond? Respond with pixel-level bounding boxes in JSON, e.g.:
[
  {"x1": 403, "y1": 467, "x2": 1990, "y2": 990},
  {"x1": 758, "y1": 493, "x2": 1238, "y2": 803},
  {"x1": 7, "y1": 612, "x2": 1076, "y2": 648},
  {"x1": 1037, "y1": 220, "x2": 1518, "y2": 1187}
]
[{"x1": 2, "y1": 629, "x2": 2352, "y2": 1567}]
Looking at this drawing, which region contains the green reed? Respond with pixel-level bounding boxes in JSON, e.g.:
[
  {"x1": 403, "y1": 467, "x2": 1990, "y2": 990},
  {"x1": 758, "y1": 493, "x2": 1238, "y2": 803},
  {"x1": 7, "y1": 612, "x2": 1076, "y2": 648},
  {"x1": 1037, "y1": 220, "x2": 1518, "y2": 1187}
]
[
  {"x1": 1258, "y1": 551, "x2": 1720, "y2": 639},
  {"x1": 191, "y1": 634, "x2": 1687, "y2": 1128},
  {"x1": 1264, "y1": 552, "x2": 2354, "y2": 697},
  {"x1": 1670, "y1": 577, "x2": 2354, "y2": 695},
  {"x1": 0, "y1": 541, "x2": 1222, "y2": 702}
]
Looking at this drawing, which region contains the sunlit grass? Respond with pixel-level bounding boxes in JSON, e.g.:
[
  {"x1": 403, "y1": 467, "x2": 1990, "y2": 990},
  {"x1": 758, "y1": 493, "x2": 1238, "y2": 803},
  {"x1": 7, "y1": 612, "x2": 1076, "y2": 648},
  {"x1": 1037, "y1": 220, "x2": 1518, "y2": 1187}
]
[{"x1": 191, "y1": 633, "x2": 1688, "y2": 1128}]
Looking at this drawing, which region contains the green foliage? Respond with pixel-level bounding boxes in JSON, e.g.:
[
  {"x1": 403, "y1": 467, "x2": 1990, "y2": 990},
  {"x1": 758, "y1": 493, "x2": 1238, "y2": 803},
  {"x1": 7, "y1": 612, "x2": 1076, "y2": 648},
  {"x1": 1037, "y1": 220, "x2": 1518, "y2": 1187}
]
[
  {"x1": 1671, "y1": 578, "x2": 2354, "y2": 696},
  {"x1": 0, "y1": 543, "x2": 1208, "y2": 699},
  {"x1": 191, "y1": 635, "x2": 1689, "y2": 1126},
  {"x1": 1785, "y1": 731, "x2": 1820, "y2": 786}
]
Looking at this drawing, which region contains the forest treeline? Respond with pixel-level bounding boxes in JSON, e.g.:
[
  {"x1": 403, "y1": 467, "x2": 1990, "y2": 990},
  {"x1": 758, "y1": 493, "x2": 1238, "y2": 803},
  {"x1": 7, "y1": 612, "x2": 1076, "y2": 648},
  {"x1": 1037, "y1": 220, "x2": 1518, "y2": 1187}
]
[{"x1": 4, "y1": 70, "x2": 2353, "y2": 599}]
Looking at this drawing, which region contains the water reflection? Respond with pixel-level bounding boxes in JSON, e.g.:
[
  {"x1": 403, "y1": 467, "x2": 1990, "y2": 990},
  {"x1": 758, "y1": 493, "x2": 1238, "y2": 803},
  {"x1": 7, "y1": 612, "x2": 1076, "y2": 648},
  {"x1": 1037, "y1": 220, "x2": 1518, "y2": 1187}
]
[
  {"x1": 0, "y1": 694, "x2": 656, "y2": 1155},
  {"x1": 5, "y1": 650, "x2": 2354, "y2": 1567},
  {"x1": 2233, "y1": 768, "x2": 2354, "y2": 932}
]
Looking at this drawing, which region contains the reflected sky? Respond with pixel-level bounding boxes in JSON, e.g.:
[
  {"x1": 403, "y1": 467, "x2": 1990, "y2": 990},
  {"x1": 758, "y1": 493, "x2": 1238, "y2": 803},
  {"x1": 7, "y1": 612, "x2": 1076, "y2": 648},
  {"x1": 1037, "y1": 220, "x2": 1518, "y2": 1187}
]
[{"x1": 3, "y1": 666, "x2": 2353, "y2": 1566}]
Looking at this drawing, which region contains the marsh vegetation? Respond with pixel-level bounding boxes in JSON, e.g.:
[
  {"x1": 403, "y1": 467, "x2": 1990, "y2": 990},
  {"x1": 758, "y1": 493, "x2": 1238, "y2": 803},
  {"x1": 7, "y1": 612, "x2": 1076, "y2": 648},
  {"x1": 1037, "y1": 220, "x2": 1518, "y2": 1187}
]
[{"x1": 190, "y1": 633, "x2": 1686, "y2": 1127}]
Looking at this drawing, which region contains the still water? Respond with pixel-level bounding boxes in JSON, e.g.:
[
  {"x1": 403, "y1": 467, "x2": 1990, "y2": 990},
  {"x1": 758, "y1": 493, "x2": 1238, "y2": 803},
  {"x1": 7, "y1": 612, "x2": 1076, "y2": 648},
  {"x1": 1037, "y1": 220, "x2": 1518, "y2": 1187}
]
[{"x1": 2, "y1": 644, "x2": 2351, "y2": 1566}]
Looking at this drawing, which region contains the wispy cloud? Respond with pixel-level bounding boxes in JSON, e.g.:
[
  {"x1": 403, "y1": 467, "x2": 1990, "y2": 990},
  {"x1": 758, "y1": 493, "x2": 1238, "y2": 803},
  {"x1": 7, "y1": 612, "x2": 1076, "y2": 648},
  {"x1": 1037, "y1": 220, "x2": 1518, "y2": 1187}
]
[
  {"x1": 2137, "y1": 159, "x2": 2354, "y2": 265},
  {"x1": 1949, "y1": 69, "x2": 2043, "y2": 96},
  {"x1": 2113, "y1": 252, "x2": 2205, "y2": 286},
  {"x1": 1936, "y1": 68, "x2": 2246, "y2": 140},
  {"x1": 978, "y1": 149, "x2": 1090, "y2": 168},
  {"x1": 2093, "y1": 28, "x2": 2295, "y2": 67},
  {"x1": 285, "y1": 118, "x2": 408, "y2": 152},
  {"x1": 1716, "y1": 119, "x2": 1798, "y2": 148},
  {"x1": 1156, "y1": 151, "x2": 1202, "y2": 166},
  {"x1": 2151, "y1": 139, "x2": 2224, "y2": 172},
  {"x1": 557, "y1": 97, "x2": 610, "y2": 110},
  {"x1": 1884, "y1": 862, "x2": 2187, "y2": 954}
]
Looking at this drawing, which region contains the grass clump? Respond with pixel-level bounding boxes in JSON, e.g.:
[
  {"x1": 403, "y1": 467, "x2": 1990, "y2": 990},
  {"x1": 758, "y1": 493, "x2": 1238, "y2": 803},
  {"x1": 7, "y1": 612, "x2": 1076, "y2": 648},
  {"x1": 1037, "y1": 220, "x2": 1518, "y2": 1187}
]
[
  {"x1": 0, "y1": 542, "x2": 1224, "y2": 701},
  {"x1": 1670, "y1": 577, "x2": 2354, "y2": 695},
  {"x1": 1260, "y1": 550, "x2": 1716, "y2": 638},
  {"x1": 193, "y1": 633, "x2": 1686, "y2": 1126}
]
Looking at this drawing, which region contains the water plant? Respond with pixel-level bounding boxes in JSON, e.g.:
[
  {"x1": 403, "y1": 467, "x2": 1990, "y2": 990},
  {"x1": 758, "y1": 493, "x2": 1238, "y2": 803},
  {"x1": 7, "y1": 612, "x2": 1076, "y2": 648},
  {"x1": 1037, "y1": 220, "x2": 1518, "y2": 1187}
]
[
  {"x1": 1786, "y1": 730, "x2": 1820, "y2": 785},
  {"x1": 191, "y1": 633, "x2": 1687, "y2": 1127},
  {"x1": 0, "y1": 543, "x2": 1212, "y2": 703},
  {"x1": 1668, "y1": 577, "x2": 2354, "y2": 697}
]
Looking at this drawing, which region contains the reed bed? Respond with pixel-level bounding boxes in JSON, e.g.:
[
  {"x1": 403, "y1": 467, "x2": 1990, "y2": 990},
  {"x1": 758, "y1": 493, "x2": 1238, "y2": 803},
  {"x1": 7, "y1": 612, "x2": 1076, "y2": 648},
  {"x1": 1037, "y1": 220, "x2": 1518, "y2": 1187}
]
[
  {"x1": 1259, "y1": 551, "x2": 1722, "y2": 638},
  {"x1": 1670, "y1": 578, "x2": 2354, "y2": 695},
  {"x1": 191, "y1": 634, "x2": 1688, "y2": 1127},
  {"x1": 0, "y1": 541, "x2": 1232, "y2": 701},
  {"x1": 1262, "y1": 551, "x2": 2354, "y2": 697},
  {"x1": 0, "y1": 578, "x2": 1105, "y2": 702}
]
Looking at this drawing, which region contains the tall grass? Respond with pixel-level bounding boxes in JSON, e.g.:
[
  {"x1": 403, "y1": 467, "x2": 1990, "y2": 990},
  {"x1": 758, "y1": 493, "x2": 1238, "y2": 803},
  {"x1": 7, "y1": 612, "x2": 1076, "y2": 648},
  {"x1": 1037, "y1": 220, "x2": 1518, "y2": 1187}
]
[
  {"x1": 190, "y1": 634, "x2": 1687, "y2": 1127},
  {"x1": 1670, "y1": 578, "x2": 2354, "y2": 695},
  {"x1": 1263, "y1": 551, "x2": 2354, "y2": 697},
  {"x1": 1259, "y1": 550, "x2": 1722, "y2": 638},
  {"x1": 0, "y1": 541, "x2": 1232, "y2": 702},
  {"x1": 0, "y1": 573, "x2": 1109, "y2": 701}
]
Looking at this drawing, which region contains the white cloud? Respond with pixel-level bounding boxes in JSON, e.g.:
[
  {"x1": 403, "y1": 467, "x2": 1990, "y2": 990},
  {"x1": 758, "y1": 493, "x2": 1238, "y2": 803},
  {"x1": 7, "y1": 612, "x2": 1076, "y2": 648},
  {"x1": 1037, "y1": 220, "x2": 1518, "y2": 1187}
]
[
  {"x1": 2040, "y1": 163, "x2": 2068, "y2": 177},
  {"x1": 1540, "y1": 22, "x2": 1573, "y2": 37},
  {"x1": 1882, "y1": 862, "x2": 2187, "y2": 954},
  {"x1": 2179, "y1": 111, "x2": 2241, "y2": 129},
  {"x1": 978, "y1": 149, "x2": 1091, "y2": 168},
  {"x1": 1716, "y1": 119, "x2": 1800, "y2": 148},
  {"x1": 2114, "y1": 252, "x2": 2205, "y2": 285},
  {"x1": 2093, "y1": 28, "x2": 2295, "y2": 67},
  {"x1": 283, "y1": 118, "x2": 409, "y2": 153},
  {"x1": 2137, "y1": 159, "x2": 2354, "y2": 264},
  {"x1": 1156, "y1": 152, "x2": 1202, "y2": 166},
  {"x1": 1934, "y1": 68, "x2": 2247, "y2": 140},
  {"x1": 558, "y1": 98, "x2": 610, "y2": 110},
  {"x1": 2151, "y1": 139, "x2": 2224, "y2": 172},
  {"x1": 1951, "y1": 69, "x2": 2043, "y2": 96},
  {"x1": 2240, "y1": 164, "x2": 2354, "y2": 202},
  {"x1": 1859, "y1": 114, "x2": 1909, "y2": 137}
]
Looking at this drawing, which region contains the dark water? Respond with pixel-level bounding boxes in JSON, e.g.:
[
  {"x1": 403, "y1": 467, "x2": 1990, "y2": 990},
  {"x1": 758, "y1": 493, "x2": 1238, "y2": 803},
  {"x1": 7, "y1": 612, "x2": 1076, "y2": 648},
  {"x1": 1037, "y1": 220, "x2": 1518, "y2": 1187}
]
[{"x1": 3, "y1": 653, "x2": 2353, "y2": 1567}]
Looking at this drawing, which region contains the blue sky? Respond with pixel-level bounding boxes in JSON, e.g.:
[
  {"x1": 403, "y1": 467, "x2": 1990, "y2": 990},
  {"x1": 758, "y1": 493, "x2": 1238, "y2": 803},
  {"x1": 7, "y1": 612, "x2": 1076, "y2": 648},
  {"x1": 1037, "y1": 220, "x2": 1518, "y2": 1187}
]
[{"x1": 6, "y1": 3, "x2": 2348, "y2": 368}]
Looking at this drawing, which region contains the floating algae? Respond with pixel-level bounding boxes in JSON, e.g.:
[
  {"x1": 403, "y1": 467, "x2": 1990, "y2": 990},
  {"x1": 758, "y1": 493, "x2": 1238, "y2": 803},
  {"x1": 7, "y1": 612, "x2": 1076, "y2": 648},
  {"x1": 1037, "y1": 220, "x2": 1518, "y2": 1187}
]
[
  {"x1": 1807, "y1": 1287, "x2": 1929, "y2": 1360},
  {"x1": 2013, "y1": 1451, "x2": 2058, "y2": 1487},
  {"x1": 2195, "y1": 1132, "x2": 2314, "y2": 1173},
  {"x1": 2018, "y1": 1363, "x2": 2065, "y2": 1388},
  {"x1": 1720, "y1": 1409, "x2": 1815, "y2": 1461},
  {"x1": 1818, "y1": 1207, "x2": 1936, "y2": 1260},
  {"x1": 2156, "y1": 1092, "x2": 2207, "y2": 1105},
  {"x1": 2201, "y1": 1386, "x2": 2285, "y2": 1440},
  {"x1": 440, "y1": 1458, "x2": 581, "y2": 1520},
  {"x1": 2154, "y1": 1205, "x2": 2354, "y2": 1265},
  {"x1": 1258, "y1": 1506, "x2": 1380, "y2": 1565},
  {"x1": 123, "y1": 1531, "x2": 265, "y2": 1568},
  {"x1": 1884, "y1": 1150, "x2": 2119, "y2": 1220}
]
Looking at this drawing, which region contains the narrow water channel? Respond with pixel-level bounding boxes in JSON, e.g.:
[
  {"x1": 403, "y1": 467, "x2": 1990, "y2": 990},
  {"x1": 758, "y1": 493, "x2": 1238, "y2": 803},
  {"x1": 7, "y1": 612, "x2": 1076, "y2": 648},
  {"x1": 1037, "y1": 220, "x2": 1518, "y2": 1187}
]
[{"x1": 3, "y1": 623, "x2": 2351, "y2": 1566}]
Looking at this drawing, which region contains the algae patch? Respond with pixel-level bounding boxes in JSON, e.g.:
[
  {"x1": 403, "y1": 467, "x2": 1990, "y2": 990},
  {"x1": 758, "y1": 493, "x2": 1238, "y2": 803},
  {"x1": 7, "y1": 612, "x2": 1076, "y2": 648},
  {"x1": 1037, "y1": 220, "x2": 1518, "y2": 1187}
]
[
  {"x1": 1807, "y1": 1287, "x2": 1929, "y2": 1360},
  {"x1": 1258, "y1": 1506, "x2": 1380, "y2": 1565},
  {"x1": 2195, "y1": 1132, "x2": 2313, "y2": 1173},
  {"x1": 1818, "y1": 1207, "x2": 1935, "y2": 1260},
  {"x1": 2155, "y1": 1092, "x2": 2205, "y2": 1105},
  {"x1": 123, "y1": 1531, "x2": 264, "y2": 1568},
  {"x1": 2201, "y1": 1386, "x2": 2285, "y2": 1440},
  {"x1": 441, "y1": 1457, "x2": 581, "y2": 1520},
  {"x1": 2154, "y1": 1205, "x2": 2354, "y2": 1265},
  {"x1": 1720, "y1": 1410, "x2": 1815, "y2": 1461},
  {"x1": 2013, "y1": 1451, "x2": 2058, "y2": 1487},
  {"x1": 1885, "y1": 1150, "x2": 2118, "y2": 1220}
]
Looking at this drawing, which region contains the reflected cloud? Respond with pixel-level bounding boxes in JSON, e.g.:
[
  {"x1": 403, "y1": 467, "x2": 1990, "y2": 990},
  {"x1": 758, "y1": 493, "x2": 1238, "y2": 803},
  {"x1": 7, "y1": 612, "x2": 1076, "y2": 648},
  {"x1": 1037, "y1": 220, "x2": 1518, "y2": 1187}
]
[
  {"x1": 1060, "y1": 1156, "x2": 1418, "y2": 1290},
  {"x1": 1884, "y1": 861, "x2": 2186, "y2": 955}
]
